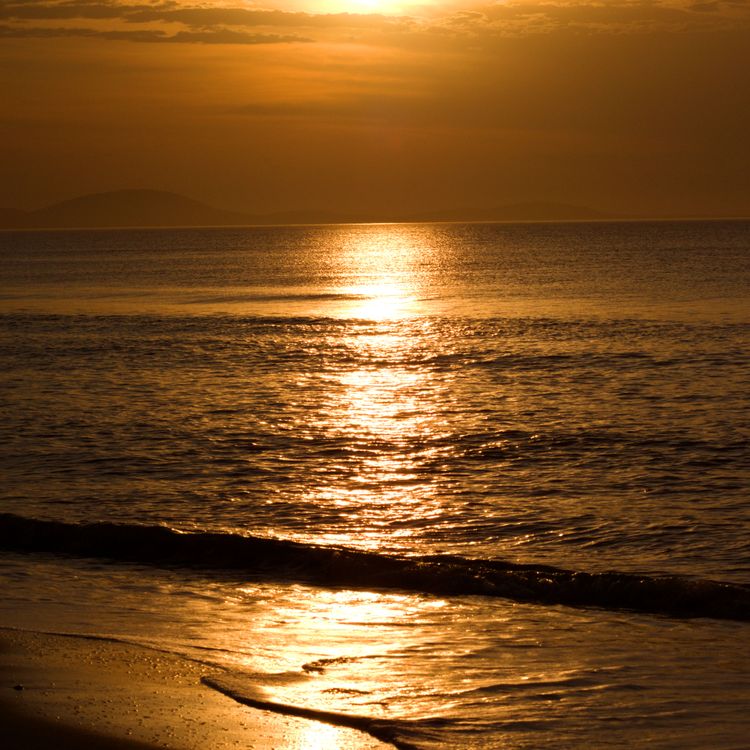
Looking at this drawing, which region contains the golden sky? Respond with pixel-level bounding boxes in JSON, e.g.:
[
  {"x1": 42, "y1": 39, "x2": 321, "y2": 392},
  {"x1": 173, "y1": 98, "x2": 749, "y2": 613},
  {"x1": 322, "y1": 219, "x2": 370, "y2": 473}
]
[{"x1": 1, "y1": 0, "x2": 749, "y2": 217}]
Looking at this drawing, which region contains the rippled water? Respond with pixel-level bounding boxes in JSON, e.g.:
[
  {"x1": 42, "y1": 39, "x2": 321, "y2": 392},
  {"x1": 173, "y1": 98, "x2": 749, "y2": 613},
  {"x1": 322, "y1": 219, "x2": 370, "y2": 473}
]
[{"x1": 1, "y1": 221, "x2": 749, "y2": 747}]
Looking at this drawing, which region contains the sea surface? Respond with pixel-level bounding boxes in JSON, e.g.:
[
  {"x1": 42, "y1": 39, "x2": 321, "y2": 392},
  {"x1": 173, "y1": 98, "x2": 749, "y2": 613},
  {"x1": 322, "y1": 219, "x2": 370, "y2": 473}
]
[{"x1": 1, "y1": 221, "x2": 749, "y2": 748}]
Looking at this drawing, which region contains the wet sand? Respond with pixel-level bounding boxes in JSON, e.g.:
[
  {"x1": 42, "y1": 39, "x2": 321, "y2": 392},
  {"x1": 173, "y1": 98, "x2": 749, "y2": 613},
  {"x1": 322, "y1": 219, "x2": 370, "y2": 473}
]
[{"x1": 0, "y1": 628, "x2": 391, "y2": 750}]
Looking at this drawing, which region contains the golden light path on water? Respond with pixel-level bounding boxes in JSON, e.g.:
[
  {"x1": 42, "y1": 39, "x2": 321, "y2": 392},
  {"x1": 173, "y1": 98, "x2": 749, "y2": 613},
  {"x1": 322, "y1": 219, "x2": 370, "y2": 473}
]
[{"x1": 299, "y1": 226, "x2": 451, "y2": 550}]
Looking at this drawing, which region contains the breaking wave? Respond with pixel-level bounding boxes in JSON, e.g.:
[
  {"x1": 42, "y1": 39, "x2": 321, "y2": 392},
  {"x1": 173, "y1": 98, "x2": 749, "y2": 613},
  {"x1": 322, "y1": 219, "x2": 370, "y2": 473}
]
[{"x1": 1, "y1": 513, "x2": 748, "y2": 621}]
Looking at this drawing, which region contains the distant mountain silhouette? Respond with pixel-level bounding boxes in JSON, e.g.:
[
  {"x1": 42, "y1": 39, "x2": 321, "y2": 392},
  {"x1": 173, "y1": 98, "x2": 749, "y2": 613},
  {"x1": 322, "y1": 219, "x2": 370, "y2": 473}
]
[
  {"x1": 0, "y1": 190, "x2": 617, "y2": 229},
  {"x1": 0, "y1": 190, "x2": 252, "y2": 229}
]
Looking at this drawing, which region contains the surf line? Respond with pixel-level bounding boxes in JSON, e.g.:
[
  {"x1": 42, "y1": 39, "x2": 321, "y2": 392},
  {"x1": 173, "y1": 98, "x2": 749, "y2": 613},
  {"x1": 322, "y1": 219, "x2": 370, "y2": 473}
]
[
  {"x1": 201, "y1": 675, "x2": 420, "y2": 750},
  {"x1": 2, "y1": 513, "x2": 750, "y2": 622}
]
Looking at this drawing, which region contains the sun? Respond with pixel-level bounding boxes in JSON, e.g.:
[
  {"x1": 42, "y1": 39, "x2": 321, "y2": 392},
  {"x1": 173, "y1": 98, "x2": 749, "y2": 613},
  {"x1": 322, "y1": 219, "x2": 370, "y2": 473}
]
[
  {"x1": 299, "y1": 0, "x2": 408, "y2": 14},
  {"x1": 348, "y1": 0, "x2": 391, "y2": 10}
]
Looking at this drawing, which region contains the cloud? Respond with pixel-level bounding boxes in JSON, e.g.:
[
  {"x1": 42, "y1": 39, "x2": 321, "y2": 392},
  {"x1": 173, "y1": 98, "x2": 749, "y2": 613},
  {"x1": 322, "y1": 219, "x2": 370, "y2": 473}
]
[
  {"x1": 0, "y1": 1, "x2": 408, "y2": 29},
  {"x1": 167, "y1": 28, "x2": 311, "y2": 43},
  {"x1": 688, "y1": 1, "x2": 722, "y2": 11},
  {"x1": 123, "y1": 6, "x2": 404, "y2": 29},
  {"x1": 0, "y1": 0, "x2": 748, "y2": 49},
  {"x1": 432, "y1": 0, "x2": 750, "y2": 37},
  {"x1": 0, "y1": 0, "x2": 412, "y2": 46},
  {"x1": 0, "y1": 22, "x2": 311, "y2": 43}
]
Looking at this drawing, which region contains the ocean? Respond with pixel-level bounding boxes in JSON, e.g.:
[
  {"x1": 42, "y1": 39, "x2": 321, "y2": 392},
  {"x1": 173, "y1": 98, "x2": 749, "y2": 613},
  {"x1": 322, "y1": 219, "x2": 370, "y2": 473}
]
[{"x1": 1, "y1": 220, "x2": 749, "y2": 748}]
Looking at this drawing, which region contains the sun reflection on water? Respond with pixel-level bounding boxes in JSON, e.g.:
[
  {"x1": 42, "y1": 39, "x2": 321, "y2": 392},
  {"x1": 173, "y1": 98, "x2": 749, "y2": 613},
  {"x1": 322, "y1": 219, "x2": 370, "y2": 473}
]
[
  {"x1": 291, "y1": 225, "x2": 451, "y2": 551},
  {"x1": 345, "y1": 281, "x2": 412, "y2": 320},
  {"x1": 337, "y1": 227, "x2": 425, "y2": 321}
]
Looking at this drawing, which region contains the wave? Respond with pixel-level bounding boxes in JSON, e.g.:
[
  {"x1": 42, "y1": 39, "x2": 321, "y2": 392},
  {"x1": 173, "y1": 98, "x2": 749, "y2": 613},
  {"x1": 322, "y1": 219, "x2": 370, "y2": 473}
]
[
  {"x1": 200, "y1": 674, "x2": 446, "y2": 750},
  {"x1": 1, "y1": 513, "x2": 748, "y2": 622}
]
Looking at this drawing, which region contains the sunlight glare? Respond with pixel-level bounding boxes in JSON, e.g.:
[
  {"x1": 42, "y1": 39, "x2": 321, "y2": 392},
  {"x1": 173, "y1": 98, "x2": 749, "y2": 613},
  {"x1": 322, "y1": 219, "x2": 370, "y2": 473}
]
[
  {"x1": 293, "y1": 720, "x2": 347, "y2": 749},
  {"x1": 337, "y1": 226, "x2": 423, "y2": 321},
  {"x1": 305, "y1": 0, "x2": 408, "y2": 14},
  {"x1": 351, "y1": 281, "x2": 408, "y2": 321}
]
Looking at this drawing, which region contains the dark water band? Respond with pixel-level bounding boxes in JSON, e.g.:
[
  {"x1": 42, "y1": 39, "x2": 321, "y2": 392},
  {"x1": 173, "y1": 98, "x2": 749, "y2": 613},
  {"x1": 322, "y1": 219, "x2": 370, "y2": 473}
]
[{"x1": 1, "y1": 513, "x2": 748, "y2": 622}]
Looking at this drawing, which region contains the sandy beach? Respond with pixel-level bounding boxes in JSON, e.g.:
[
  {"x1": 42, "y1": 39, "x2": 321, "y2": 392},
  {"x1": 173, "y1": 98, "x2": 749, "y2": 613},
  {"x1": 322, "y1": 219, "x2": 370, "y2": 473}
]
[{"x1": 0, "y1": 627, "x2": 391, "y2": 750}]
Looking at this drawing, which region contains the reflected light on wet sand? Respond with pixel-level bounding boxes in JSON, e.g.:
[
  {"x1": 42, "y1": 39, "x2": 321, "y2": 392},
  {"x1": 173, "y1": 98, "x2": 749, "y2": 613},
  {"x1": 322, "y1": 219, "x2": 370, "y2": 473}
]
[{"x1": 292, "y1": 720, "x2": 352, "y2": 749}]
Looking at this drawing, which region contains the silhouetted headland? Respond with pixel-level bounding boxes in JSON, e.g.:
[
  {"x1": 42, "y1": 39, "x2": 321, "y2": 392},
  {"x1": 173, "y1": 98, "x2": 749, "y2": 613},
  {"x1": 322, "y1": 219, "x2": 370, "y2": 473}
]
[{"x1": 0, "y1": 190, "x2": 249, "y2": 230}]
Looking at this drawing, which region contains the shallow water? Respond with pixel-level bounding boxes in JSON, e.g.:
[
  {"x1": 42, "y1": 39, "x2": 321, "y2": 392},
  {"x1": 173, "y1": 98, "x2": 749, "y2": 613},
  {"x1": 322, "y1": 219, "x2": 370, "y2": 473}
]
[
  {"x1": 1, "y1": 552, "x2": 748, "y2": 749},
  {"x1": 1, "y1": 221, "x2": 749, "y2": 747}
]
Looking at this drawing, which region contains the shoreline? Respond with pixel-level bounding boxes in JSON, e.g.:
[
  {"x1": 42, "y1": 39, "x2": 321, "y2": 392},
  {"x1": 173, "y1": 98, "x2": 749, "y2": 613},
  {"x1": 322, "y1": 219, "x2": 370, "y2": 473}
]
[{"x1": 0, "y1": 627, "x2": 391, "y2": 750}]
